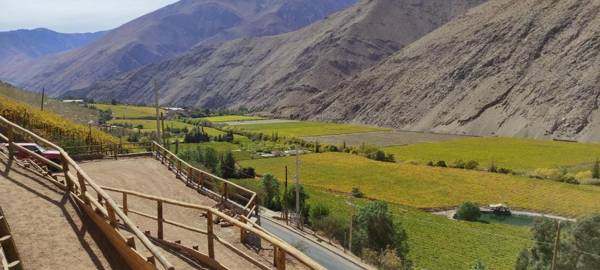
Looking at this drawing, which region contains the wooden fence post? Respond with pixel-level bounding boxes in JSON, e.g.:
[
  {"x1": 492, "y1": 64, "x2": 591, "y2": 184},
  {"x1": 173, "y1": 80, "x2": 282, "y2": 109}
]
[
  {"x1": 107, "y1": 204, "x2": 118, "y2": 228},
  {"x1": 7, "y1": 126, "x2": 14, "y2": 161},
  {"x1": 223, "y1": 182, "x2": 229, "y2": 201},
  {"x1": 76, "y1": 171, "x2": 89, "y2": 203},
  {"x1": 240, "y1": 218, "x2": 247, "y2": 243},
  {"x1": 123, "y1": 193, "x2": 128, "y2": 215},
  {"x1": 157, "y1": 201, "x2": 164, "y2": 240},
  {"x1": 274, "y1": 247, "x2": 286, "y2": 270},
  {"x1": 61, "y1": 155, "x2": 73, "y2": 192},
  {"x1": 207, "y1": 211, "x2": 215, "y2": 259}
]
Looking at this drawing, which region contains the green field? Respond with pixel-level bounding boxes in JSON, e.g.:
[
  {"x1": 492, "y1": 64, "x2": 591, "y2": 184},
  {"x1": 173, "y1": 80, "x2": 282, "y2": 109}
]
[
  {"x1": 384, "y1": 137, "x2": 600, "y2": 172},
  {"x1": 170, "y1": 141, "x2": 252, "y2": 160},
  {"x1": 232, "y1": 179, "x2": 529, "y2": 270},
  {"x1": 240, "y1": 152, "x2": 600, "y2": 217},
  {"x1": 0, "y1": 82, "x2": 98, "y2": 124},
  {"x1": 93, "y1": 103, "x2": 165, "y2": 119},
  {"x1": 200, "y1": 115, "x2": 266, "y2": 122},
  {"x1": 109, "y1": 119, "x2": 193, "y2": 130},
  {"x1": 227, "y1": 121, "x2": 387, "y2": 138}
]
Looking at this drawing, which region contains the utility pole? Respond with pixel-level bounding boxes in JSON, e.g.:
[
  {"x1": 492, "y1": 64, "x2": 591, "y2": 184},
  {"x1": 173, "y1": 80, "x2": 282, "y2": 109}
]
[
  {"x1": 40, "y1": 88, "x2": 45, "y2": 111},
  {"x1": 154, "y1": 80, "x2": 161, "y2": 145},
  {"x1": 551, "y1": 221, "x2": 561, "y2": 270},
  {"x1": 346, "y1": 200, "x2": 355, "y2": 252},
  {"x1": 295, "y1": 145, "x2": 300, "y2": 227},
  {"x1": 284, "y1": 166, "x2": 288, "y2": 224},
  {"x1": 161, "y1": 112, "x2": 166, "y2": 147}
]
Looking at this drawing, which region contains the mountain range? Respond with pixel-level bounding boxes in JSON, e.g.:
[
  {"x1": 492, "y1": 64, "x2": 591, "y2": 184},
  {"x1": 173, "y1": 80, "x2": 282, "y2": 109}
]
[
  {"x1": 306, "y1": 0, "x2": 600, "y2": 141},
  {"x1": 0, "y1": 28, "x2": 105, "y2": 65},
  {"x1": 0, "y1": 0, "x2": 355, "y2": 96},
  {"x1": 3, "y1": 0, "x2": 600, "y2": 142},
  {"x1": 66, "y1": 0, "x2": 485, "y2": 115}
]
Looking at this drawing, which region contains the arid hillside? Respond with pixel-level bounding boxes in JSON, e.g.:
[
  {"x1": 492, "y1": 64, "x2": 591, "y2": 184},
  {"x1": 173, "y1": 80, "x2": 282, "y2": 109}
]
[
  {"x1": 0, "y1": 0, "x2": 354, "y2": 96},
  {"x1": 67, "y1": 0, "x2": 485, "y2": 114},
  {"x1": 307, "y1": 0, "x2": 600, "y2": 142}
]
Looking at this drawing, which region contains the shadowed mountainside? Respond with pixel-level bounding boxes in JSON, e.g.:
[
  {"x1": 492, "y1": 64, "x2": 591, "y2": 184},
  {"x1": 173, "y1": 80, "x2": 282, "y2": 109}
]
[
  {"x1": 67, "y1": 0, "x2": 485, "y2": 114},
  {"x1": 305, "y1": 0, "x2": 600, "y2": 142}
]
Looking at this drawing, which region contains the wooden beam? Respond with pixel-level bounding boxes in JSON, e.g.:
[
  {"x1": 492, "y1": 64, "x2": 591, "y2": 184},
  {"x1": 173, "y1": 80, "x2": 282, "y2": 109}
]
[{"x1": 157, "y1": 201, "x2": 164, "y2": 240}]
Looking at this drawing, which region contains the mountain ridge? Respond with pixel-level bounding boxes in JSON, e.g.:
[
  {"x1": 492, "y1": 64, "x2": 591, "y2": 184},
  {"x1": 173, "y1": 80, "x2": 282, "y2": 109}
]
[{"x1": 67, "y1": 0, "x2": 486, "y2": 115}]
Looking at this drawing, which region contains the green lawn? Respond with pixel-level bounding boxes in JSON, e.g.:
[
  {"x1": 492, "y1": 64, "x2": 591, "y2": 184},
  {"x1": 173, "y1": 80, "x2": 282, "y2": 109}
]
[
  {"x1": 171, "y1": 142, "x2": 252, "y2": 160},
  {"x1": 227, "y1": 121, "x2": 387, "y2": 138},
  {"x1": 93, "y1": 103, "x2": 165, "y2": 119},
  {"x1": 109, "y1": 119, "x2": 193, "y2": 131},
  {"x1": 232, "y1": 179, "x2": 530, "y2": 270},
  {"x1": 384, "y1": 137, "x2": 600, "y2": 172},
  {"x1": 200, "y1": 115, "x2": 266, "y2": 122},
  {"x1": 240, "y1": 152, "x2": 600, "y2": 217}
]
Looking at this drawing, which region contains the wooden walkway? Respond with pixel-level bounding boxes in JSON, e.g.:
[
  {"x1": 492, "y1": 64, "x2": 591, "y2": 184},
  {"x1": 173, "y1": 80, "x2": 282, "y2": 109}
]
[{"x1": 0, "y1": 158, "x2": 128, "y2": 270}]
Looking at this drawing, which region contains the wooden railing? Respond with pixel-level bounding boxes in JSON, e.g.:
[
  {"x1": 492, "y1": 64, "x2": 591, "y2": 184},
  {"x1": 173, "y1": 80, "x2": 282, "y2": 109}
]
[
  {"x1": 0, "y1": 116, "x2": 325, "y2": 270},
  {"x1": 0, "y1": 207, "x2": 22, "y2": 270},
  {"x1": 102, "y1": 186, "x2": 325, "y2": 270},
  {"x1": 0, "y1": 116, "x2": 175, "y2": 270},
  {"x1": 151, "y1": 142, "x2": 259, "y2": 220}
]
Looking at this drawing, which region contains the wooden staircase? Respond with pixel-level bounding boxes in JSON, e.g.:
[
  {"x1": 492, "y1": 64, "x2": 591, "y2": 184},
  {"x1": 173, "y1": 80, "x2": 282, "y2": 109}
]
[{"x1": 0, "y1": 207, "x2": 22, "y2": 270}]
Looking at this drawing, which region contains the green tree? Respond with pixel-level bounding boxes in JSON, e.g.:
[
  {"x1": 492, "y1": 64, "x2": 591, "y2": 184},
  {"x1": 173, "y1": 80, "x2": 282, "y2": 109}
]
[
  {"x1": 219, "y1": 151, "x2": 237, "y2": 178},
  {"x1": 593, "y1": 159, "x2": 600, "y2": 179},
  {"x1": 203, "y1": 148, "x2": 219, "y2": 173},
  {"x1": 310, "y1": 204, "x2": 330, "y2": 224},
  {"x1": 284, "y1": 184, "x2": 310, "y2": 224},
  {"x1": 456, "y1": 202, "x2": 481, "y2": 221},
  {"x1": 260, "y1": 174, "x2": 281, "y2": 211},
  {"x1": 353, "y1": 201, "x2": 409, "y2": 265}
]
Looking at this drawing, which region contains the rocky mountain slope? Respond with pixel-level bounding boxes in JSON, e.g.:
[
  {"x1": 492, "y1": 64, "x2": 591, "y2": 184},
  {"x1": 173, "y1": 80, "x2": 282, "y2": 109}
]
[
  {"x1": 67, "y1": 0, "x2": 485, "y2": 113},
  {"x1": 0, "y1": 28, "x2": 105, "y2": 65},
  {"x1": 0, "y1": 0, "x2": 354, "y2": 96},
  {"x1": 306, "y1": 0, "x2": 600, "y2": 142}
]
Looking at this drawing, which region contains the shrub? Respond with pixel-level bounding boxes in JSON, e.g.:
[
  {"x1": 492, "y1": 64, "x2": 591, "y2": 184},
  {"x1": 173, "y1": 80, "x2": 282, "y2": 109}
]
[
  {"x1": 310, "y1": 204, "x2": 330, "y2": 223},
  {"x1": 465, "y1": 160, "x2": 479, "y2": 170},
  {"x1": 456, "y1": 202, "x2": 481, "y2": 222},
  {"x1": 498, "y1": 167, "x2": 512, "y2": 174},
  {"x1": 575, "y1": 170, "x2": 592, "y2": 180},
  {"x1": 453, "y1": 160, "x2": 466, "y2": 169},
  {"x1": 351, "y1": 187, "x2": 364, "y2": 198},
  {"x1": 237, "y1": 167, "x2": 256, "y2": 178},
  {"x1": 426, "y1": 161, "x2": 435, "y2": 166},
  {"x1": 593, "y1": 159, "x2": 600, "y2": 179},
  {"x1": 436, "y1": 160, "x2": 447, "y2": 167}
]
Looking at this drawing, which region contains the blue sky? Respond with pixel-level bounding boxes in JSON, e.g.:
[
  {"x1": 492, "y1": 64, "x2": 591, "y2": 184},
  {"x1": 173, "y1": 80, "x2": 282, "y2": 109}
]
[{"x1": 0, "y1": 0, "x2": 179, "y2": 33}]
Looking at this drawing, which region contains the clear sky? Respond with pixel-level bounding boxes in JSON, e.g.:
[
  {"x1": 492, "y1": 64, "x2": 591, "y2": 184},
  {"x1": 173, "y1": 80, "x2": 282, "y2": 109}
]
[{"x1": 0, "y1": 0, "x2": 180, "y2": 33}]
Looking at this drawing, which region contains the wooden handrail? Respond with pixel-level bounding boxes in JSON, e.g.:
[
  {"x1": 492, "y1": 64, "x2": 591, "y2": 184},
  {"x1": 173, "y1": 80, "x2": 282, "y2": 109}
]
[
  {"x1": 151, "y1": 142, "x2": 258, "y2": 218},
  {"x1": 102, "y1": 186, "x2": 325, "y2": 270},
  {"x1": 0, "y1": 116, "x2": 174, "y2": 270}
]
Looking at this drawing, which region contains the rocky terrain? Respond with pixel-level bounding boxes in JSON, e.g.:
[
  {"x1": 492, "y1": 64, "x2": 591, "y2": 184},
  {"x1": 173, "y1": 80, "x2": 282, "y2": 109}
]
[
  {"x1": 67, "y1": 0, "x2": 485, "y2": 115},
  {"x1": 0, "y1": 28, "x2": 105, "y2": 66},
  {"x1": 306, "y1": 0, "x2": 600, "y2": 141},
  {"x1": 0, "y1": 0, "x2": 354, "y2": 96}
]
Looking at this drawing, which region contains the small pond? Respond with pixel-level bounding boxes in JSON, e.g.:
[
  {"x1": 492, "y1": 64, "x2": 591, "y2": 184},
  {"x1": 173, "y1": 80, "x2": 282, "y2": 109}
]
[{"x1": 477, "y1": 212, "x2": 544, "y2": 227}]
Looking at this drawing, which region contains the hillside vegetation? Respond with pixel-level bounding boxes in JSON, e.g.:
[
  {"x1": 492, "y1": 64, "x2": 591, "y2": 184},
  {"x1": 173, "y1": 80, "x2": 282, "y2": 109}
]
[
  {"x1": 240, "y1": 152, "x2": 600, "y2": 216},
  {"x1": 233, "y1": 179, "x2": 530, "y2": 270},
  {"x1": 226, "y1": 121, "x2": 386, "y2": 138},
  {"x1": 0, "y1": 94, "x2": 118, "y2": 147},
  {"x1": 0, "y1": 82, "x2": 97, "y2": 124},
  {"x1": 384, "y1": 137, "x2": 600, "y2": 172}
]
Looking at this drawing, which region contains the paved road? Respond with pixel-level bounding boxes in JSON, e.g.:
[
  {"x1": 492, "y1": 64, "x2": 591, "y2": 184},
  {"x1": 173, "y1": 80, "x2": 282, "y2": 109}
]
[{"x1": 260, "y1": 217, "x2": 364, "y2": 270}]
